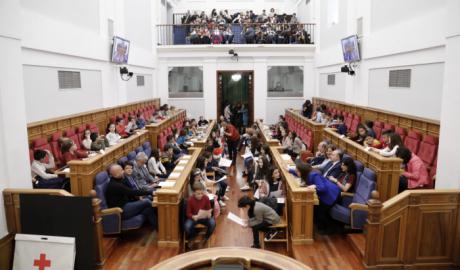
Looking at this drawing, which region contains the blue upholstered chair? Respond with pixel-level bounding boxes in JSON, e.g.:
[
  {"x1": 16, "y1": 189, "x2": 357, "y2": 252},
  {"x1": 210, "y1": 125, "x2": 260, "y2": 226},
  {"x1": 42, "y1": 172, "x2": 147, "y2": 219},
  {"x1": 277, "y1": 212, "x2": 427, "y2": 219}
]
[
  {"x1": 118, "y1": 156, "x2": 128, "y2": 166},
  {"x1": 94, "y1": 171, "x2": 145, "y2": 234},
  {"x1": 329, "y1": 168, "x2": 376, "y2": 229},
  {"x1": 127, "y1": 151, "x2": 137, "y2": 161},
  {"x1": 135, "y1": 146, "x2": 144, "y2": 154},
  {"x1": 143, "y1": 142, "x2": 152, "y2": 157}
]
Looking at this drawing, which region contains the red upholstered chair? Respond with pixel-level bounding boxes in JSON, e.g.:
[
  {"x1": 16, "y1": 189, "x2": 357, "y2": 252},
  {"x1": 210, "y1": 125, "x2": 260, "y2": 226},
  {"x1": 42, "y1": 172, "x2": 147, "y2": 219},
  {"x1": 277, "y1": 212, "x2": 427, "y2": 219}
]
[
  {"x1": 428, "y1": 157, "x2": 437, "y2": 188},
  {"x1": 383, "y1": 123, "x2": 395, "y2": 131},
  {"x1": 345, "y1": 116, "x2": 353, "y2": 130},
  {"x1": 404, "y1": 130, "x2": 422, "y2": 154},
  {"x1": 395, "y1": 127, "x2": 407, "y2": 142},
  {"x1": 87, "y1": 123, "x2": 99, "y2": 134},
  {"x1": 64, "y1": 128, "x2": 81, "y2": 149},
  {"x1": 50, "y1": 131, "x2": 64, "y2": 167},
  {"x1": 349, "y1": 115, "x2": 361, "y2": 133},
  {"x1": 305, "y1": 131, "x2": 313, "y2": 152},
  {"x1": 109, "y1": 116, "x2": 116, "y2": 123},
  {"x1": 76, "y1": 125, "x2": 87, "y2": 147},
  {"x1": 373, "y1": 121, "x2": 384, "y2": 140},
  {"x1": 31, "y1": 137, "x2": 53, "y2": 164},
  {"x1": 417, "y1": 135, "x2": 439, "y2": 167}
]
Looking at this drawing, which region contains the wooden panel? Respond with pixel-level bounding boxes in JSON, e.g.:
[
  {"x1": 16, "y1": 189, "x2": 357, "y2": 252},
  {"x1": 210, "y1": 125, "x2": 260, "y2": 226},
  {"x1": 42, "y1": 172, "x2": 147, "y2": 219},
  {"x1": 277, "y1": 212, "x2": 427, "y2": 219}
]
[
  {"x1": 416, "y1": 210, "x2": 453, "y2": 259},
  {"x1": 27, "y1": 98, "x2": 160, "y2": 145},
  {"x1": 0, "y1": 233, "x2": 14, "y2": 270},
  {"x1": 381, "y1": 216, "x2": 402, "y2": 259}
]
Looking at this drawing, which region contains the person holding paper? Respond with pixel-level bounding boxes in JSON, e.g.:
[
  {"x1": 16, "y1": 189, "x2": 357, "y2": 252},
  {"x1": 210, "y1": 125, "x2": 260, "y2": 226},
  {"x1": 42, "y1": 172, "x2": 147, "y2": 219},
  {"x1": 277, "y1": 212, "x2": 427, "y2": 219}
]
[
  {"x1": 31, "y1": 149, "x2": 69, "y2": 190},
  {"x1": 196, "y1": 156, "x2": 228, "y2": 208},
  {"x1": 237, "y1": 196, "x2": 280, "y2": 249},
  {"x1": 147, "y1": 149, "x2": 169, "y2": 179},
  {"x1": 185, "y1": 182, "x2": 216, "y2": 248},
  {"x1": 221, "y1": 121, "x2": 240, "y2": 164}
]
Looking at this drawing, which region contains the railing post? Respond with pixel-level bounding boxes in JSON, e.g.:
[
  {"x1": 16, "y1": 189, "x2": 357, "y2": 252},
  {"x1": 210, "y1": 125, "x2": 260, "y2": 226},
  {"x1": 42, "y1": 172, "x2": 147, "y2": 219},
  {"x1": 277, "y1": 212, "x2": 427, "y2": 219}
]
[
  {"x1": 364, "y1": 190, "x2": 383, "y2": 268},
  {"x1": 90, "y1": 190, "x2": 105, "y2": 266}
]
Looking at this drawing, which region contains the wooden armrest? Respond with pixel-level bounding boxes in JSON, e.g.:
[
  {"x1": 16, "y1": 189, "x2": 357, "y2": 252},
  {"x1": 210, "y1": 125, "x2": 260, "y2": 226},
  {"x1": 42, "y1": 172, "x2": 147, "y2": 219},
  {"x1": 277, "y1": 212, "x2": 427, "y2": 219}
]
[
  {"x1": 341, "y1": 192, "x2": 354, "y2": 197},
  {"x1": 349, "y1": 203, "x2": 369, "y2": 212},
  {"x1": 101, "y1": 207, "x2": 123, "y2": 215}
]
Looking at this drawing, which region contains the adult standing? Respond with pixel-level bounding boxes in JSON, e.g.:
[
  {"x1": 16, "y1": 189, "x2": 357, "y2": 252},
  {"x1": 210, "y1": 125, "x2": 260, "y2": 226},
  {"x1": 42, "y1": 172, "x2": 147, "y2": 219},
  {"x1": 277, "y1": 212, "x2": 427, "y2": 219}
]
[{"x1": 222, "y1": 121, "x2": 240, "y2": 164}]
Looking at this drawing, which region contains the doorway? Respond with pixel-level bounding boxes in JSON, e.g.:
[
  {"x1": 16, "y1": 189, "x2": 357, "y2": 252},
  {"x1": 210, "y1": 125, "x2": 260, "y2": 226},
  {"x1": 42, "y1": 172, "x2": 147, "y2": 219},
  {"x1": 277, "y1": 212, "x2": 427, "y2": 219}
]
[{"x1": 216, "y1": 71, "x2": 254, "y2": 129}]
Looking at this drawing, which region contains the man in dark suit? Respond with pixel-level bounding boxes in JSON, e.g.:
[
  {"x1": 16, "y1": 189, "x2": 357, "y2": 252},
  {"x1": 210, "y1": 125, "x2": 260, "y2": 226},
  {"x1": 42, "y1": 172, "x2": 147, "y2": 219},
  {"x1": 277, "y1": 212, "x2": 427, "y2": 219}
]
[{"x1": 323, "y1": 149, "x2": 343, "y2": 179}]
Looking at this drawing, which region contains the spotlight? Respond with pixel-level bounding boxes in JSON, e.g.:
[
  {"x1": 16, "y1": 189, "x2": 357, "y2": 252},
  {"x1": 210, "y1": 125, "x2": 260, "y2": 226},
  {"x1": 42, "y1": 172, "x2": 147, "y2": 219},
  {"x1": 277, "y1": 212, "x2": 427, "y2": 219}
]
[
  {"x1": 340, "y1": 65, "x2": 350, "y2": 73},
  {"x1": 228, "y1": 49, "x2": 239, "y2": 61},
  {"x1": 120, "y1": 66, "x2": 133, "y2": 81},
  {"x1": 231, "y1": 73, "x2": 242, "y2": 82}
]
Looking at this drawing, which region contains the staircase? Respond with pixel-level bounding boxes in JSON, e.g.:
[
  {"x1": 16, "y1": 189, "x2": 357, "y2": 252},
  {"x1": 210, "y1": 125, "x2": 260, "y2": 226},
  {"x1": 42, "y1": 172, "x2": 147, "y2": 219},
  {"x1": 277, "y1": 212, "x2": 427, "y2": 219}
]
[{"x1": 347, "y1": 233, "x2": 365, "y2": 260}]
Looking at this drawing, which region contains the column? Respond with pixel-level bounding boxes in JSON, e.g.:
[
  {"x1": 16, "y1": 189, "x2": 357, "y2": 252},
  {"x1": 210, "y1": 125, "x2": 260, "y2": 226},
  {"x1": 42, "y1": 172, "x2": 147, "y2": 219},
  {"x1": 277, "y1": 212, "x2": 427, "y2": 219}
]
[{"x1": 436, "y1": 0, "x2": 460, "y2": 188}]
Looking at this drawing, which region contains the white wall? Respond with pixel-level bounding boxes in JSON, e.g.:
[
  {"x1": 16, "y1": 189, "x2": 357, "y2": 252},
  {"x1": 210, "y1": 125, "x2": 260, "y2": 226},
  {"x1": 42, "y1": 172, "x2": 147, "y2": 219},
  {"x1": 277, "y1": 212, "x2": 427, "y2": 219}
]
[
  {"x1": 318, "y1": 72, "x2": 346, "y2": 101},
  {"x1": 296, "y1": 0, "x2": 313, "y2": 23},
  {"x1": 368, "y1": 63, "x2": 444, "y2": 120},
  {"x1": 314, "y1": 0, "x2": 447, "y2": 120},
  {"x1": 157, "y1": 46, "x2": 315, "y2": 124},
  {"x1": 127, "y1": 74, "x2": 154, "y2": 103}
]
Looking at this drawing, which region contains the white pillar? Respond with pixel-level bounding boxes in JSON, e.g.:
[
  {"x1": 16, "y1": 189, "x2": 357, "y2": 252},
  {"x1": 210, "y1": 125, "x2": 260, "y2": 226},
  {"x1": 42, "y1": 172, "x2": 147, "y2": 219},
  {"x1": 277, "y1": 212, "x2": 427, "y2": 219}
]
[
  {"x1": 435, "y1": 0, "x2": 460, "y2": 189},
  {"x1": 0, "y1": 0, "x2": 33, "y2": 237}
]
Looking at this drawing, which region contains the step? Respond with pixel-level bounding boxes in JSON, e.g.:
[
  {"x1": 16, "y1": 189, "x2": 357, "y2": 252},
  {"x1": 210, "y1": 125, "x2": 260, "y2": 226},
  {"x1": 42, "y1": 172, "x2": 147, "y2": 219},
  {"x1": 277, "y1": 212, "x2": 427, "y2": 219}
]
[{"x1": 347, "y1": 233, "x2": 365, "y2": 260}]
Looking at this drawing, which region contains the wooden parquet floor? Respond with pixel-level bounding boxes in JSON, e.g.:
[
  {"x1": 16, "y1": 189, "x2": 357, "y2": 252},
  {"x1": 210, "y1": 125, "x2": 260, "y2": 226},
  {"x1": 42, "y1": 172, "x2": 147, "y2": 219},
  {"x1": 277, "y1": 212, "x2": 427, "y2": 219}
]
[{"x1": 103, "y1": 152, "x2": 364, "y2": 270}]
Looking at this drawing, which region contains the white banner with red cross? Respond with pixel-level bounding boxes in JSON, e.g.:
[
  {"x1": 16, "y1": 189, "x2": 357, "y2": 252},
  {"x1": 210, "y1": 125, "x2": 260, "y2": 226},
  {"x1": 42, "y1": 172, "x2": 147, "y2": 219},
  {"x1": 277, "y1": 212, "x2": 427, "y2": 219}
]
[{"x1": 13, "y1": 234, "x2": 75, "y2": 270}]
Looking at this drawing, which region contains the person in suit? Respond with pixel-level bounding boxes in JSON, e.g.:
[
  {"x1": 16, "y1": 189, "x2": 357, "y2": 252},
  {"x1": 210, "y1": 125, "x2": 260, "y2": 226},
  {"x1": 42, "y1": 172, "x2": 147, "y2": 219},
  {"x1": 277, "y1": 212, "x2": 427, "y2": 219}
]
[
  {"x1": 121, "y1": 161, "x2": 140, "y2": 191},
  {"x1": 323, "y1": 149, "x2": 343, "y2": 179},
  {"x1": 133, "y1": 152, "x2": 158, "y2": 192},
  {"x1": 335, "y1": 115, "x2": 348, "y2": 135}
]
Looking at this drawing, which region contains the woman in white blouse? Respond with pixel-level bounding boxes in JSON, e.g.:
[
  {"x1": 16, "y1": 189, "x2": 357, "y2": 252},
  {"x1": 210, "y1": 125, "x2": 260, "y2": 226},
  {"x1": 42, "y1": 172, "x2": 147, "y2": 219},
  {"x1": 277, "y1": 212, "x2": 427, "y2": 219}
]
[
  {"x1": 148, "y1": 148, "x2": 168, "y2": 178},
  {"x1": 371, "y1": 133, "x2": 403, "y2": 157},
  {"x1": 81, "y1": 129, "x2": 92, "y2": 150},
  {"x1": 106, "y1": 123, "x2": 121, "y2": 146}
]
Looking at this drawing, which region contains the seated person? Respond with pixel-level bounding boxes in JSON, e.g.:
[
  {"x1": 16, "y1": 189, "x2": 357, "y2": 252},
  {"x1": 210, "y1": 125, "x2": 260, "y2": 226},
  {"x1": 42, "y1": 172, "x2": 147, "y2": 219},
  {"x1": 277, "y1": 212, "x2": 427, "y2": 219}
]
[
  {"x1": 125, "y1": 116, "x2": 138, "y2": 135},
  {"x1": 176, "y1": 129, "x2": 191, "y2": 150},
  {"x1": 238, "y1": 196, "x2": 280, "y2": 249},
  {"x1": 296, "y1": 161, "x2": 340, "y2": 232},
  {"x1": 106, "y1": 123, "x2": 122, "y2": 146},
  {"x1": 327, "y1": 157, "x2": 356, "y2": 192},
  {"x1": 121, "y1": 161, "x2": 140, "y2": 190},
  {"x1": 31, "y1": 149, "x2": 69, "y2": 190},
  {"x1": 81, "y1": 129, "x2": 93, "y2": 150},
  {"x1": 378, "y1": 129, "x2": 393, "y2": 149},
  {"x1": 322, "y1": 149, "x2": 343, "y2": 179},
  {"x1": 364, "y1": 121, "x2": 376, "y2": 138},
  {"x1": 90, "y1": 133, "x2": 109, "y2": 151},
  {"x1": 116, "y1": 118, "x2": 129, "y2": 138},
  {"x1": 148, "y1": 149, "x2": 169, "y2": 179},
  {"x1": 164, "y1": 135, "x2": 184, "y2": 159},
  {"x1": 136, "y1": 113, "x2": 146, "y2": 129},
  {"x1": 363, "y1": 135, "x2": 382, "y2": 149},
  {"x1": 335, "y1": 115, "x2": 347, "y2": 135},
  {"x1": 311, "y1": 107, "x2": 323, "y2": 123},
  {"x1": 184, "y1": 182, "x2": 216, "y2": 248},
  {"x1": 313, "y1": 144, "x2": 336, "y2": 172},
  {"x1": 350, "y1": 124, "x2": 368, "y2": 145},
  {"x1": 61, "y1": 140, "x2": 88, "y2": 165},
  {"x1": 371, "y1": 133, "x2": 403, "y2": 157},
  {"x1": 133, "y1": 152, "x2": 158, "y2": 192},
  {"x1": 309, "y1": 141, "x2": 328, "y2": 166},
  {"x1": 161, "y1": 145, "x2": 180, "y2": 173},
  {"x1": 197, "y1": 116, "x2": 209, "y2": 127},
  {"x1": 396, "y1": 147, "x2": 431, "y2": 192},
  {"x1": 105, "y1": 164, "x2": 157, "y2": 229}
]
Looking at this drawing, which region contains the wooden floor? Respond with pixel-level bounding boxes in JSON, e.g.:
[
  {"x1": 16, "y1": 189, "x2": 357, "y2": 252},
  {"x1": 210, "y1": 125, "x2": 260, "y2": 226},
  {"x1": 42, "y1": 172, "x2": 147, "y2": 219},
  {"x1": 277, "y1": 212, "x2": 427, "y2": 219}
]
[{"x1": 103, "y1": 152, "x2": 364, "y2": 270}]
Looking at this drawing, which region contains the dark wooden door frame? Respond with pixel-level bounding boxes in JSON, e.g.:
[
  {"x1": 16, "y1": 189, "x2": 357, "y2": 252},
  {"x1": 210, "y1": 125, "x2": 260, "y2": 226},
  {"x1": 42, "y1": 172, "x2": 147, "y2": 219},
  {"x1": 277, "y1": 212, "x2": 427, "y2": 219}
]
[{"x1": 216, "y1": 70, "x2": 254, "y2": 125}]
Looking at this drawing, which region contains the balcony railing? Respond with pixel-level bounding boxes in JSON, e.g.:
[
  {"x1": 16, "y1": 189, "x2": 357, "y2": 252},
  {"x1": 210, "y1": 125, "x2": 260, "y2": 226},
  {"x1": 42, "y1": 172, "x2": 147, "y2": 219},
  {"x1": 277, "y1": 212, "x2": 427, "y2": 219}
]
[{"x1": 156, "y1": 23, "x2": 315, "y2": 46}]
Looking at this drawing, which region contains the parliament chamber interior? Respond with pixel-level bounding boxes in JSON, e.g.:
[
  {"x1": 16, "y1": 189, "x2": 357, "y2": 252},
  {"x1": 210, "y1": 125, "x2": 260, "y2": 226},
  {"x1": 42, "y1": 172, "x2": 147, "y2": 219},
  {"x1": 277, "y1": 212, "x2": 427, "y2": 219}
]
[{"x1": 1, "y1": 0, "x2": 459, "y2": 269}]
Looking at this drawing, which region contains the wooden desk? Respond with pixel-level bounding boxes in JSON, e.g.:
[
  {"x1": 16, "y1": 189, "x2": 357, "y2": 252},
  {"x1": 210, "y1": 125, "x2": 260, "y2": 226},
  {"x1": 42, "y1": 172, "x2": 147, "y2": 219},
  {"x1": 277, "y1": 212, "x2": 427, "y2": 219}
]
[
  {"x1": 312, "y1": 97, "x2": 440, "y2": 136},
  {"x1": 189, "y1": 120, "x2": 216, "y2": 148},
  {"x1": 156, "y1": 147, "x2": 202, "y2": 247},
  {"x1": 145, "y1": 109, "x2": 186, "y2": 149},
  {"x1": 255, "y1": 120, "x2": 281, "y2": 147},
  {"x1": 285, "y1": 108, "x2": 325, "y2": 152},
  {"x1": 269, "y1": 146, "x2": 318, "y2": 244},
  {"x1": 67, "y1": 130, "x2": 150, "y2": 196},
  {"x1": 322, "y1": 128, "x2": 402, "y2": 201},
  {"x1": 150, "y1": 247, "x2": 312, "y2": 270},
  {"x1": 27, "y1": 99, "x2": 159, "y2": 144}
]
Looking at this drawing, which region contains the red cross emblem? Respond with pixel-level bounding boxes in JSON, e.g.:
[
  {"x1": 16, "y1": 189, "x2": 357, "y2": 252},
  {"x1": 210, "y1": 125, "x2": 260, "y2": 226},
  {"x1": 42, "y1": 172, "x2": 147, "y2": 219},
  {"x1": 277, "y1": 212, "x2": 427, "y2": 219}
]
[{"x1": 33, "y1": 253, "x2": 51, "y2": 270}]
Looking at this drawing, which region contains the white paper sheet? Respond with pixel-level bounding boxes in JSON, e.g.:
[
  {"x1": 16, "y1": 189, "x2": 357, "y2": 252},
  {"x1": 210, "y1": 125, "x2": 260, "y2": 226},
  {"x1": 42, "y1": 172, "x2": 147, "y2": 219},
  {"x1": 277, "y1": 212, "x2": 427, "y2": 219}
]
[
  {"x1": 277, "y1": 197, "x2": 286, "y2": 204},
  {"x1": 227, "y1": 212, "x2": 247, "y2": 227},
  {"x1": 62, "y1": 168, "x2": 70, "y2": 173},
  {"x1": 215, "y1": 176, "x2": 227, "y2": 183},
  {"x1": 174, "y1": 166, "x2": 185, "y2": 171},
  {"x1": 197, "y1": 209, "x2": 212, "y2": 219},
  {"x1": 169, "y1": 172, "x2": 181, "y2": 179},
  {"x1": 281, "y1": 154, "x2": 291, "y2": 161},
  {"x1": 218, "y1": 158, "x2": 233, "y2": 167},
  {"x1": 178, "y1": 159, "x2": 188, "y2": 165},
  {"x1": 182, "y1": 155, "x2": 192, "y2": 159},
  {"x1": 159, "y1": 181, "x2": 175, "y2": 188},
  {"x1": 241, "y1": 152, "x2": 253, "y2": 159}
]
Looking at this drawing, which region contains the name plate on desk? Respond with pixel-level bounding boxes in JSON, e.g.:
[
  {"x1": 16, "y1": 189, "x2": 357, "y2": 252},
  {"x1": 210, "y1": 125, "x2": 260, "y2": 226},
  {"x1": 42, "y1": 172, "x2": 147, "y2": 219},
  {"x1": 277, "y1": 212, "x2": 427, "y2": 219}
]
[{"x1": 159, "y1": 181, "x2": 175, "y2": 188}]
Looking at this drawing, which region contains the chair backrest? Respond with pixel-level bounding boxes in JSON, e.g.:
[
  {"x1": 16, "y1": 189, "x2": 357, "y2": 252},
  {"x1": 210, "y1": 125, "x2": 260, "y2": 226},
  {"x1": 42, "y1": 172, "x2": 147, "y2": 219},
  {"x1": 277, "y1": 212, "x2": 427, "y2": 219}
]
[
  {"x1": 354, "y1": 160, "x2": 364, "y2": 173},
  {"x1": 76, "y1": 125, "x2": 87, "y2": 147},
  {"x1": 353, "y1": 168, "x2": 376, "y2": 205},
  {"x1": 143, "y1": 141, "x2": 151, "y2": 150},
  {"x1": 65, "y1": 128, "x2": 81, "y2": 149},
  {"x1": 383, "y1": 123, "x2": 395, "y2": 131},
  {"x1": 94, "y1": 171, "x2": 110, "y2": 209},
  {"x1": 127, "y1": 151, "x2": 137, "y2": 161},
  {"x1": 350, "y1": 118, "x2": 360, "y2": 133},
  {"x1": 373, "y1": 121, "x2": 384, "y2": 140},
  {"x1": 417, "y1": 135, "x2": 438, "y2": 167},
  {"x1": 32, "y1": 138, "x2": 53, "y2": 163},
  {"x1": 404, "y1": 130, "x2": 422, "y2": 154},
  {"x1": 118, "y1": 156, "x2": 128, "y2": 166},
  {"x1": 87, "y1": 123, "x2": 99, "y2": 134},
  {"x1": 50, "y1": 131, "x2": 63, "y2": 166},
  {"x1": 135, "y1": 146, "x2": 144, "y2": 154},
  {"x1": 395, "y1": 127, "x2": 407, "y2": 142}
]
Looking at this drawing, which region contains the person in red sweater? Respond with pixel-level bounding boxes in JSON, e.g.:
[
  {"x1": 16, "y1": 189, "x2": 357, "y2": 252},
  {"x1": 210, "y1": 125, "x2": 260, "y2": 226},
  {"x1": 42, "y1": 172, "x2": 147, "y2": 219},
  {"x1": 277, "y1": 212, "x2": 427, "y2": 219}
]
[
  {"x1": 116, "y1": 118, "x2": 129, "y2": 138},
  {"x1": 396, "y1": 147, "x2": 430, "y2": 192},
  {"x1": 61, "y1": 139, "x2": 88, "y2": 165},
  {"x1": 184, "y1": 182, "x2": 216, "y2": 248},
  {"x1": 222, "y1": 121, "x2": 240, "y2": 164}
]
